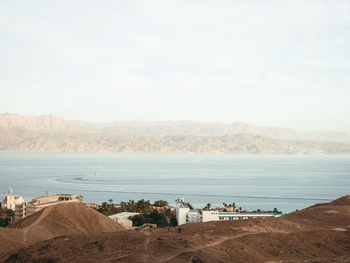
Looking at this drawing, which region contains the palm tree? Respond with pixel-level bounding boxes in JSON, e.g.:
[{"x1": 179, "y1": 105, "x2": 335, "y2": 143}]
[
  {"x1": 108, "y1": 199, "x2": 113, "y2": 213},
  {"x1": 207, "y1": 203, "x2": 211, "y2": 210}
]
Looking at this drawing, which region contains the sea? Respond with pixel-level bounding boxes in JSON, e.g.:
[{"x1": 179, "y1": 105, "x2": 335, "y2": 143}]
[{"x1": 0, "y1": 153, "x2": 349, "y2": 213}]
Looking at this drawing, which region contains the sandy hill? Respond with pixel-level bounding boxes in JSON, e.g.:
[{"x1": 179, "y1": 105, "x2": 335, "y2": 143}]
[
  {"x1": 12, "y1": 202, "x2": 122, "y2": 238},
  {"x1": 327, "y1": 195, "x2": 350, "y2": 206},
  {"x1": 282, "y1": 195, "x2": 350, "y2": 230},
  {"x1": 0, "y1": 202, "x2": 121, "y2": 260},
  {"x1": 2, "y1": 196, "x2": 350, "y2": 263},
  {"x1": 0, "y1": 228, "x2": 25, "y2": 261}
]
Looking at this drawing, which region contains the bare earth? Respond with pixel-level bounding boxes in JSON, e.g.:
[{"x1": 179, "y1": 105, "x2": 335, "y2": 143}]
[
  {"x1": 1, "y1": 196, "x2": 350, "y2": 263},
  {"x1": 0, "y1": 203, "x2": 122, "y2": 260}
]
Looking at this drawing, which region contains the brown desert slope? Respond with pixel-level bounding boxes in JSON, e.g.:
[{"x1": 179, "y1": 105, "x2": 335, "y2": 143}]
[
  {"x1": 2, "y1": 195, "x2": 350, "y2": 263},
  {"x1": 0, "y1": 203, "x2": 121, "y2": 260},
  {"x1": 11, "y1": 202, "x2": 122, "y2": 236},
  {"x1": 327, "y1": 195, "x2": 350, "y2": 206}
]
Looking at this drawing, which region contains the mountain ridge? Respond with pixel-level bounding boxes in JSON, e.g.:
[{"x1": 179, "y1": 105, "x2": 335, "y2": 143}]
[
  {"x1": 72, "y1": 119, "x2": 350, "y2": 143},
  {"x1": 1, "y1": 113, "x2": 350, "y2": 154}
]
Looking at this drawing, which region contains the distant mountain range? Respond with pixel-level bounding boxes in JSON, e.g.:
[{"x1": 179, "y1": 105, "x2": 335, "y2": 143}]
[
  {"x1": 72, "y1": 119, "x2": 350, "y2": 143},
  {"x1": 1, "y1": 113, "x2": 350, "y2": 154}
]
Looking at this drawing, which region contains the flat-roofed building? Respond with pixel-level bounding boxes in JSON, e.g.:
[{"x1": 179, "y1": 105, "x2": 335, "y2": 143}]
[
  {"x1": 175, "y1": 198, "x2": 282, "y2": 225},
  {"x1": 1, "y1": 194, "x2": 25, "y2": 211},
  {"x1": 176, "y1": 198, "x2": 202, "y2": 225},
  {"x1": 85, "y1": 203, "x2": 100, "y2": 209},
  {"x1": 202, "y1": 211, "x2": 282, "y2": 222},
  {"x1": 1, "y1": 188, "x2": 25, "y2": 211},
  {"x1": 15, "y1": 194, "x2": 79, "y2": 221},
  {"x1": 185, "y1": 209, "x2": 202, "y2": 223},
  {"x1": 109, "y1": 212, "x2": 139, "y2": 229}
]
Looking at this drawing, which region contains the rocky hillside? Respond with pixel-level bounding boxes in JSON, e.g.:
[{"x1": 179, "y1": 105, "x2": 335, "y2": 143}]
[{"x1": 1, "y1": 113, "x2": 350, "y2": 154}]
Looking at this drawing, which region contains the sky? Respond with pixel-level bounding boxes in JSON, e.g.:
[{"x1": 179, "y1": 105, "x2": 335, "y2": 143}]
[{"x1": 0, "y1": 0, "x2": 350, "y2": 132}]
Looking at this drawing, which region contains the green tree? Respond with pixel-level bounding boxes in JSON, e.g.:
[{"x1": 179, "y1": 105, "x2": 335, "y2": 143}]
[
  {"x1": 163, "y1": 208, "x2": 172, "y2": 217},
  {"x1": 0, "y1": 208, "x2": 14, "y2": 227},
  {"x1": 170, "y1": 216, "x2": 178, "y2": 227},
  {"x1": 96, "y1": 198, "x2": 177, "y2": 227},
  {"x1": 153, "y1": 200, "x2": 169, "y2": 207},
  {"x1": 131, "y1": 215, "x2": 145, "y2": 226},
  {"x1": 108, "y1": 199, "x2": 113, "y2": 213}
]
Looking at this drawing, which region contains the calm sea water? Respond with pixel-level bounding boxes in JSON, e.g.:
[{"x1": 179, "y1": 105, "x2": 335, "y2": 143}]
[{"x1": 0, "y1": 153, "x2": 349, "y2": 213}]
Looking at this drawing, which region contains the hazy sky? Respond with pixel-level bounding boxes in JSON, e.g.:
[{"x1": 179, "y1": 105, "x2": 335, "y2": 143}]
[{"x1": 1, "y1": 0, "x2": 350, "y2": 131}]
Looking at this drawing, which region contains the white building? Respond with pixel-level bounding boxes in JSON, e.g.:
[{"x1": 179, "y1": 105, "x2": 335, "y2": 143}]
[
  {"x1": 175, "y1": 198, "x2": 282, "y2": 225},
  {"x1": 185, "y1": 209, "x2": 202, "y2": 224},
  {"x1": 201, "y1": 210, "x2": 219, "y2": 222},
  {"x1": 202, "y1": 211, "x2": 282, "y2": 222},
  {"x1": 1, "y1": 188, "x2": 25, "y2": 211},
  {"x1": 109, "y1": 212, "x2": 139, "y2": 229},
  {"x1": 176, "y1": 198, "x2": 202, "y2": 225},
  {"x1": 15, "y1": 194, "x2": 79, "y2": 221}
]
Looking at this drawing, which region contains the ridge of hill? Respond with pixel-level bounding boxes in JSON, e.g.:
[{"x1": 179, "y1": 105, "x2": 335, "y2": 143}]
[
  {"x1": 73, "y1": 119, "x2": 350, "y2": 143},
  {"x1": 11, "y1": 202, "x2": 122, "y2": 235},
  {"x1": 1, "y1": 113, "x2": 350, "y2": 153},
  {"x1": 0, "y1": 113, "x2": 82, "y2": 133},
  {"x1": 328, "y1": 195, "x2": 350, "y2": 206},
  {"x1": 2, "y1": 195, "x2": 350, "y2": 263},
  {"x1": 0, "y1": 202, "x2": 121, "y2": 259},
  {"x1": 1, "y1": 131, "x2": 350, "y2": 154}
]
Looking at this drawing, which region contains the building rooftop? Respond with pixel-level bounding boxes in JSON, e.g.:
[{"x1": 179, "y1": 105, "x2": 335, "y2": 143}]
[
  {"x1": 32, "y1": 194, "x2": 77, "y2": 200},
  {"x1": 218, "y1": 212, "x2": 282, "y2": 216},
  {"x1": 176, "y1": 201, "x2": 187, "y2": 208},
  {"x1": 119, "y1": 218, "x2": 132, "y2": 222},
  {"x1": 109, "y1": 212, "x2": 139, "y2": 219}
]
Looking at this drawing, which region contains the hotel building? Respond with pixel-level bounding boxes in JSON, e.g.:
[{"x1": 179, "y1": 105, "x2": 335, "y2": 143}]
[
  {"x1": 15, "y1": 194, "x2": 79, "y2": 221},
  {"x1": 176, "y1": 198, "x2": 282, "y2": 225}
]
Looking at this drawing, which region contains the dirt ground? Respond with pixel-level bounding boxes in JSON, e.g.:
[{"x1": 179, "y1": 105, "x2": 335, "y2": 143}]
[
  {"x1": 0, "y1": 202, "x2": 121, "y2": 260},
  {"x1": 1, "y1": 196, "x2": 350, "y2": 263}
]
